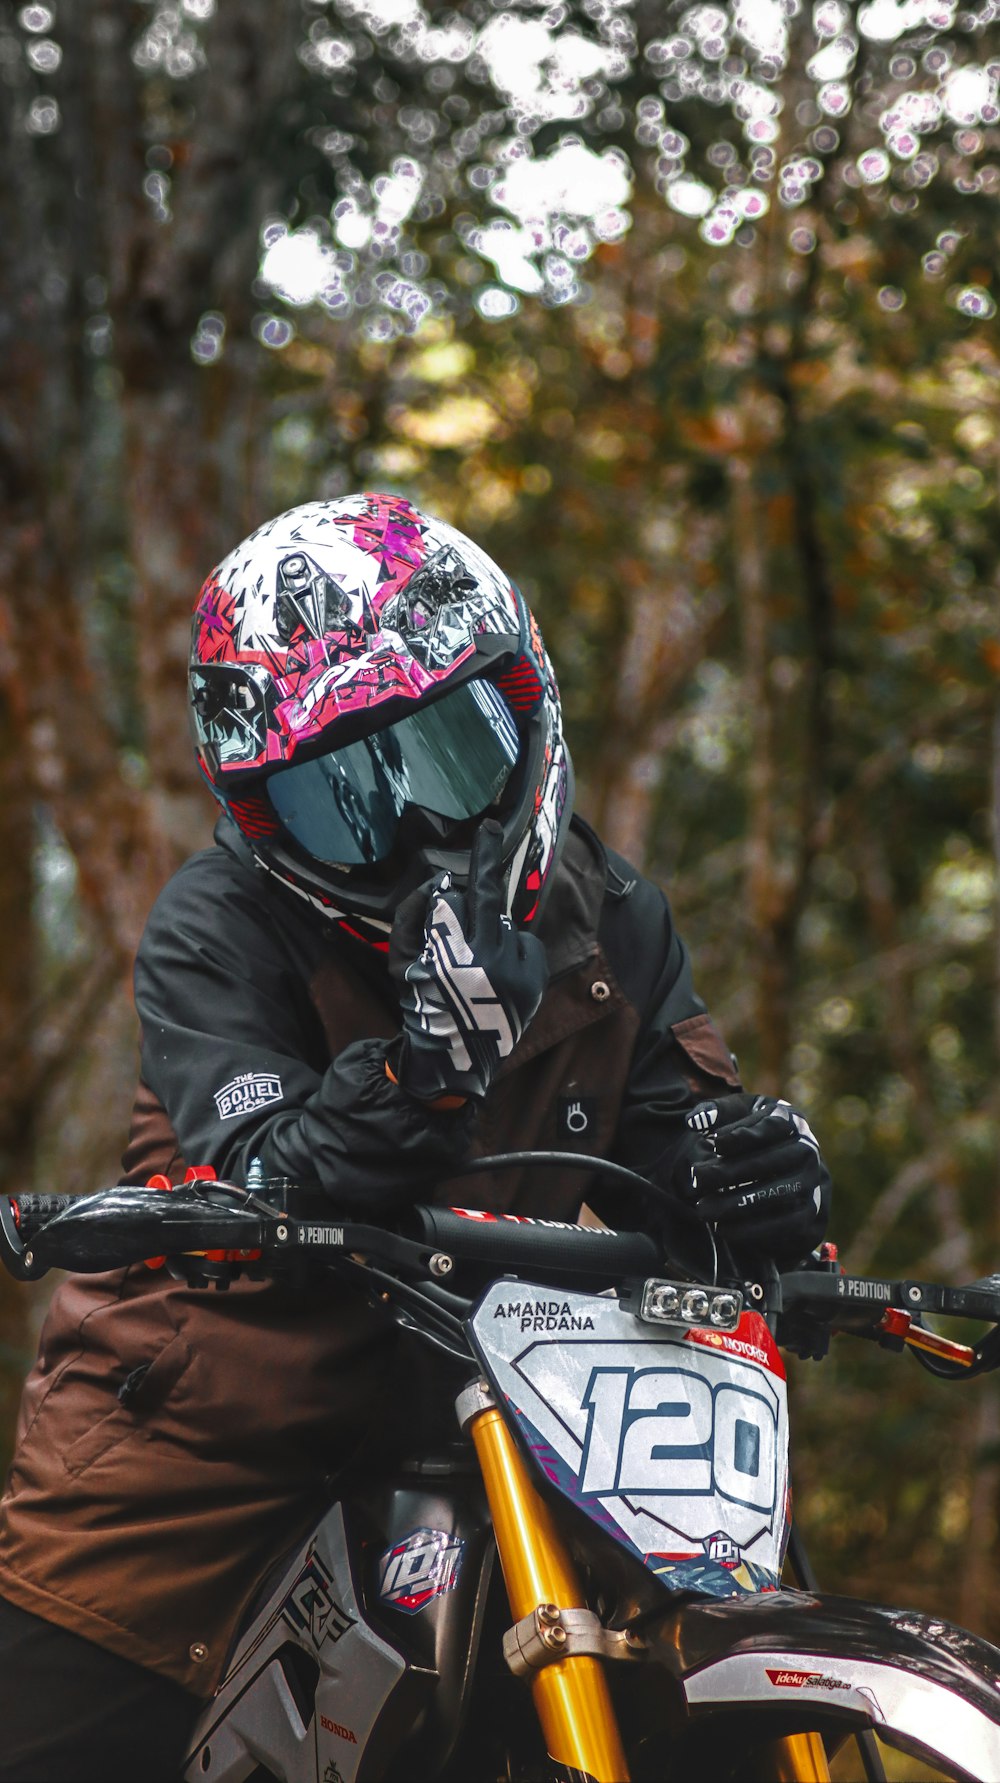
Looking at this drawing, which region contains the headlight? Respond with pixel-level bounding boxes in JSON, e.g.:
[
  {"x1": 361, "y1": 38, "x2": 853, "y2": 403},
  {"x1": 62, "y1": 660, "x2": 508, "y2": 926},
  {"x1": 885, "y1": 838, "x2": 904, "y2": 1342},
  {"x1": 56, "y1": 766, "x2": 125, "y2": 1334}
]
[{"x1": 638, "y1": 1279, "x2": 743, "y2": 1332}]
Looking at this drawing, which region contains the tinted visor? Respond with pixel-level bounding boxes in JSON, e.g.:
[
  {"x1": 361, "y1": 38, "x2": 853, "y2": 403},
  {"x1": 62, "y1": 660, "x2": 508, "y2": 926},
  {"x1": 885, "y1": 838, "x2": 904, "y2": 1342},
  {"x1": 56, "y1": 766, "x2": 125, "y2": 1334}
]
[{"x1": 266, "y1": 679, "x2": 520, "y2": 867}]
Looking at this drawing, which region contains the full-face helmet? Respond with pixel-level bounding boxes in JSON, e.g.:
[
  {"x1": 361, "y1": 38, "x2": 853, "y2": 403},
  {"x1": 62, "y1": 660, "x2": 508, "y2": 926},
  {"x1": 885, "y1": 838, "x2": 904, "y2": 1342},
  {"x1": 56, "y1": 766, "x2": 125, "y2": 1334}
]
[{"x1": 189, "y1": 494, "x2": 573, "y2": 946}]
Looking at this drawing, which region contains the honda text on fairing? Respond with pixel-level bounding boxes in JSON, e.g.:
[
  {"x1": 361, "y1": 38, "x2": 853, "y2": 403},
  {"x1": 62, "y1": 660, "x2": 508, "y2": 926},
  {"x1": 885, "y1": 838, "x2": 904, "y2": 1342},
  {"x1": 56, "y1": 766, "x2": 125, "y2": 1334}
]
[{"x1": 5, "y1": 1161, "x2": 1000, "y2": 1783}]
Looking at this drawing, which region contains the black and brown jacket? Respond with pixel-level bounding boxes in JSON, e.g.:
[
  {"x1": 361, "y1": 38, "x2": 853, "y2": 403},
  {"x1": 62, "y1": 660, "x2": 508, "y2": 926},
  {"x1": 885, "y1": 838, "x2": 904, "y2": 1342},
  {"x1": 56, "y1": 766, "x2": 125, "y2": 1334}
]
[{"x1": 0, "y1": 816, "x2": 739, "y2": 1695}]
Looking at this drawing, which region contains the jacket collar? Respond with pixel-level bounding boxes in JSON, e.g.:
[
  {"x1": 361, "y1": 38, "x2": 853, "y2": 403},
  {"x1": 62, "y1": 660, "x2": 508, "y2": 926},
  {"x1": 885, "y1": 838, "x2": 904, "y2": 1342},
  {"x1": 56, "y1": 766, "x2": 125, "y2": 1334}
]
[
  {"x1": 532, "y1": 817, "x2": 607, "y2": 978},
  {"x1": 216, "y1": 813, "x2": 607, "y2": 965}
]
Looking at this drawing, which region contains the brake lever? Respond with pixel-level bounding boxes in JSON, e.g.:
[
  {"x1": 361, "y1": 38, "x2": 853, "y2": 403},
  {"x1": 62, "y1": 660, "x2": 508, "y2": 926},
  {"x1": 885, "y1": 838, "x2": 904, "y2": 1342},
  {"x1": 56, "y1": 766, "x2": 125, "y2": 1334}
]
[{"x1": 878, "y1": 1307, "x2": 976, "y2": 1369}]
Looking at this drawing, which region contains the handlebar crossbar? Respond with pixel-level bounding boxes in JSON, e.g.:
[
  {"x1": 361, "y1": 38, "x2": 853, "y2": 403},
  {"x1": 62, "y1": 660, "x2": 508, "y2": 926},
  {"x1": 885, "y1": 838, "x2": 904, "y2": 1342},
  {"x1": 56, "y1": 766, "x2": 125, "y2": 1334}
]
[{"x1": 412, "y1": 1205, "x2": 660, "y2": 1274}]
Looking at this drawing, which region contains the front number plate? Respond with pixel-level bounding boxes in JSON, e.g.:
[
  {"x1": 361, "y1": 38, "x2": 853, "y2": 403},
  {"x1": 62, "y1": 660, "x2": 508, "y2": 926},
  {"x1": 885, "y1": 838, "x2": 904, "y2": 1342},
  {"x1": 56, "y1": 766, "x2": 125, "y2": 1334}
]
[{"x1": 469, "y1": 1284, "x2": 791, "y2": 1598}]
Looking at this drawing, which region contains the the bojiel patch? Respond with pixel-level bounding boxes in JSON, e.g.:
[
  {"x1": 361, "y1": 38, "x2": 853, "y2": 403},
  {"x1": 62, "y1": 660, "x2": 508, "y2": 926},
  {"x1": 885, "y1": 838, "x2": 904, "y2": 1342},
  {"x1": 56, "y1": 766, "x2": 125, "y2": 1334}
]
[{"x1": 214, "y1": 1071, "x2": 283, "y2": 1121}]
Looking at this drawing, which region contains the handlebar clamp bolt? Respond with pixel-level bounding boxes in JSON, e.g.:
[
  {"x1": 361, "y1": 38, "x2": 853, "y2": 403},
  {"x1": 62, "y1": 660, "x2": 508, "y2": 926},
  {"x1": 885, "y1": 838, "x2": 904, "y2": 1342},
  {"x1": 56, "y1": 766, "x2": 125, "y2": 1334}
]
[
  {"x1": 429, "y1": 1252, "x2": 454, "y2": 1278},
  {"x1": 541, "y1": 1623, "x2": 567, "y2": 1650},
  {"x1": 537, "y1": 1602, "x2": 561, "y2": 1626}
]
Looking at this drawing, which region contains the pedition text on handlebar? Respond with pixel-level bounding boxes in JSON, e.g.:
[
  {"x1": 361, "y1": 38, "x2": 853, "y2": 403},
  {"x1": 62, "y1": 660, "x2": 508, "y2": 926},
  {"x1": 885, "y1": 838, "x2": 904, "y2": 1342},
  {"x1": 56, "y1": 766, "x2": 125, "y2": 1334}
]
[{"x1": 838, "y1": 1278, "x2": 892, "y2": 1301}]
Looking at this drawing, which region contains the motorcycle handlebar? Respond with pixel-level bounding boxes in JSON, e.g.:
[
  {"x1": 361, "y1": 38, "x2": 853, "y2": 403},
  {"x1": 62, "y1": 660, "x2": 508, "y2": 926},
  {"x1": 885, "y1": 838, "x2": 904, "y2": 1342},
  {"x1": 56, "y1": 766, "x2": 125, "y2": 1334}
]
[
  {"x1": 0, "y1": 1184, "x2": 661, "y2": 1283},
  {"x1": 778, "y1": 1266, "x2": 1000, "y2": 1327},
  {"x1": 5, "y1": 1182, "x2": 1000, "y2": 1357}
]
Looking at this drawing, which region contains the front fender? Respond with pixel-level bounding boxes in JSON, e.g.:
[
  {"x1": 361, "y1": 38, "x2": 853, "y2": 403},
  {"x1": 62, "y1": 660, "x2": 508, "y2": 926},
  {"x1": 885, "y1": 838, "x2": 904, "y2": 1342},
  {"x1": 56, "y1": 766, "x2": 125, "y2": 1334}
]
[{"x1": 641, "y1": 1588, "x2": 1000, "y2": 1780}]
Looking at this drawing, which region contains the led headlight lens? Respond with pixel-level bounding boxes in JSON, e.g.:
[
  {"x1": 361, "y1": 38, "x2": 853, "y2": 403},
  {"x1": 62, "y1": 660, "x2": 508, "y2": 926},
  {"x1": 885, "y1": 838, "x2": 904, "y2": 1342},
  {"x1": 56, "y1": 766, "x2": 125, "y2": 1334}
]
[
  {"x1": 638, "y1": 1280, "x2": 744, "y2": 1332},
  {"x1": 681, "y1": 1289, "x2": 710, "y2": 1322},
  {"x1": 710, "y1": 1292, "x2": 741, "y2": 1327},
  {"x1": 643, "y1": 1283, "x2": 680, "y2": 1321}
]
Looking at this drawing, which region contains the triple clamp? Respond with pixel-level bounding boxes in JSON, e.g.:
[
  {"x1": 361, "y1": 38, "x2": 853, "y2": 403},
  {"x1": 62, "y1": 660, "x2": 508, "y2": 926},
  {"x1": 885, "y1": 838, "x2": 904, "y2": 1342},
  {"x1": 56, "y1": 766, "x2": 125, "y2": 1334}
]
[{"x1": 503, "y1": 1603, "x2": 647, "y2": 1678}]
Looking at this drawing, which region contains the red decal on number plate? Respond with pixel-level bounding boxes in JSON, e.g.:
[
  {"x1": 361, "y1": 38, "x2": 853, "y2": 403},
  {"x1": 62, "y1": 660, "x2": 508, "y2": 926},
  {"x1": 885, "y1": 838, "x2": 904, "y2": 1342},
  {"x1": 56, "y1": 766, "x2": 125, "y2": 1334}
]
[{"x1": 685, "y1": 1311, "x2": 787, "y2": 1380}]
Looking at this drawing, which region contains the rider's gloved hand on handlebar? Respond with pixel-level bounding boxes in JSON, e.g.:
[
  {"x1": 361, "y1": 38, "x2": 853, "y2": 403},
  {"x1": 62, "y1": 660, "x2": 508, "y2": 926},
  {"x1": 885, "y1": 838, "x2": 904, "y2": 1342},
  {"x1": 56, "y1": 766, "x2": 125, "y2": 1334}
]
[
  {"x1": 667, "y1": 1093, "x2": 832, "y2": 1263},
  {"x1": 389, "y1": 820, "x2": 549, "y2": 1104}
]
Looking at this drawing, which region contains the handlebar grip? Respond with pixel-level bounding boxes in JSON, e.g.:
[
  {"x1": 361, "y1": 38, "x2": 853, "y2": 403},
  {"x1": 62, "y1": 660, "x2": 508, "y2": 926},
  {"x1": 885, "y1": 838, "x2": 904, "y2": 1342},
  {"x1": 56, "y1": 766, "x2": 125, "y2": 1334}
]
[
  {"x1": 414, "y1": 1206, "x2": 660, "y2": 1276},
  {"x1": 0, "y1": 1184, "x2": 269, "y2": 1279},
  {"x1": 9, "y1": 1194, "x2": 81, "y2": 1244},
  {"x1": 0, "y1": 1195, "x2": 71, "y2": 1280}
]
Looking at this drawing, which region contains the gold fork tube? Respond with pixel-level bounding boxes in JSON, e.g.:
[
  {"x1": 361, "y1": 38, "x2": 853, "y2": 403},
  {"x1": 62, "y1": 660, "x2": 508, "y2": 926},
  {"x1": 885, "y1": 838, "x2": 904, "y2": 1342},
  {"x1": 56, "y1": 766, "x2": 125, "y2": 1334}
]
[
  {"x1": 765, "y1": 1731, "x2": 832, "y2": 1780},
  {"x1": 468, "y1": 1403, "x2": 630, "y2": 1783}
]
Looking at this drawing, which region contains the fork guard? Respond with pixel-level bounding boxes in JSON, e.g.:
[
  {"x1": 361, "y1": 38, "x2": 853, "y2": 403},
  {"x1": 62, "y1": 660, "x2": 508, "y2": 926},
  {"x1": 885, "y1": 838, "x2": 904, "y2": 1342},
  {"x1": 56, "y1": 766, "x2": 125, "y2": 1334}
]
[{"x1": 643, "y1": 1586, "x2": 1000, "y2": 1781}]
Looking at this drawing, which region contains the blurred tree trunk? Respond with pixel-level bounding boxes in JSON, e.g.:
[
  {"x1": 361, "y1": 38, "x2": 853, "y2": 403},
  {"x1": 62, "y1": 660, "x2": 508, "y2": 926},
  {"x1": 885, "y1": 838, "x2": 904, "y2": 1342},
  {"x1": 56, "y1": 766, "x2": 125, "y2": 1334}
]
[
  {"x1": 0, "y1": 3, "x2": 175, "y2": 969},
  {"x1": 0, "y1": 3, "x2": 306, "y2": 965},
  {"x1": 0, "y1": 2, "x2": 303, "y2": 1007},
  {"x1": 0, "y1": 0, "x2": 299, "y2": 1433},
  {"x1": 96, "y1": 0, "x2": 296, "y2": 860},
  {"x1": 0, "y1": 5, "x2": 305, "y2": 1407},
  {"x1": 731, "y1": 200, "x2": 834, "y2": 1089},
  {"x1": 731, "y1": 443, "x2": 786, "y2": 1089},
  {"x1": 587, "y1": 216, "x2": 726, "y2": 865}
]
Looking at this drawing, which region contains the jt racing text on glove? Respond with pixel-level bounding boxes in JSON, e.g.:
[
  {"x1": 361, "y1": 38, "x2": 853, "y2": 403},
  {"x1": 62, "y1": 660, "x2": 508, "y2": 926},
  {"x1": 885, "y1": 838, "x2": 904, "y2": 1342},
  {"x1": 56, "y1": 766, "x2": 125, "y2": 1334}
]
[
  {"x1": 670, "y1": 1092, "x2": 832, "y2": 1262},
  {"x1": 392, "y1": 820, "x2": 549, "y2": 1103}
]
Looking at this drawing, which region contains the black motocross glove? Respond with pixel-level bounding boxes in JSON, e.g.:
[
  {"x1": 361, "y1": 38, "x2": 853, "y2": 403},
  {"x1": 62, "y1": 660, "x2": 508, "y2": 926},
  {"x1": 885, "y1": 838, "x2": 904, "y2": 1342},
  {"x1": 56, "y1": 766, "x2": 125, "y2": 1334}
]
[
  {"x1": 391, "y1": 820, "x2": 548, "y2": 1103},
  {"x1": 668, "y1": 1093, "x2": 831, "y2": 1263}
]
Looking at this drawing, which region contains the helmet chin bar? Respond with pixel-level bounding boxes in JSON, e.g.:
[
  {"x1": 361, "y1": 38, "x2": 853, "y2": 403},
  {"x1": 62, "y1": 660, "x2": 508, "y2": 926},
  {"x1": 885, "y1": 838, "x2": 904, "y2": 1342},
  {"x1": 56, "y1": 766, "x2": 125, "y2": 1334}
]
[
  {"x1": 254, "y1": 816, "x2": 529, "y2": 933},
  {"x1": 389, "y1": 803, "x2": 480, "y2": 863},
  {"x1": 247, "y1": 719, "x2": 556, "y2": 933}
]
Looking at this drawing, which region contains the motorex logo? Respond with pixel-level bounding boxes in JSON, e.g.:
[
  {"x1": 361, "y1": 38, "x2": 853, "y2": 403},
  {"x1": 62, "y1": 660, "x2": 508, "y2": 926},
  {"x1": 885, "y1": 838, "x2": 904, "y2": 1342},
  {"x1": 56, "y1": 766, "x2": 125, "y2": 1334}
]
[{"x1": 214, "y1": 1071, "x2": 283, "y2": 1121}]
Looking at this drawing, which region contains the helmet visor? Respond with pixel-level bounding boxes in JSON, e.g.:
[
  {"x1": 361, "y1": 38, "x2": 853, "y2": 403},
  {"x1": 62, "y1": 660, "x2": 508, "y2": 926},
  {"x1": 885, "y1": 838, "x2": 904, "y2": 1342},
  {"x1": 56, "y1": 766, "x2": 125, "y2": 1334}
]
[{"x1": 265, "y1": 679, "x2": 520, "y2": 867}]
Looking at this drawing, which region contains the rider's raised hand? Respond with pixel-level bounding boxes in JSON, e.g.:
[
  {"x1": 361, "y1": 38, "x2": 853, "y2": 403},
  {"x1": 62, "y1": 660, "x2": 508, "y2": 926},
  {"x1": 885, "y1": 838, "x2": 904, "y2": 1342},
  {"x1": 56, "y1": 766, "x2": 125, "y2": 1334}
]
[
  {"x1": 669, "y1": 1093, "x2": 832, "y2": 1262},
  {"x1": 390, "y1": 820, "x2": 548, "y2": 1103}
]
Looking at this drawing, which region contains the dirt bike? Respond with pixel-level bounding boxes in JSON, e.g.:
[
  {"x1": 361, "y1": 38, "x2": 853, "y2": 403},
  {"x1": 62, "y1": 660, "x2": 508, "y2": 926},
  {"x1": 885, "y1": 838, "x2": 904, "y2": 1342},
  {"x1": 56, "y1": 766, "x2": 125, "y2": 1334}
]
[{"x1": 4, "y1": 1152, "x2": 1000, "y2": 1783}]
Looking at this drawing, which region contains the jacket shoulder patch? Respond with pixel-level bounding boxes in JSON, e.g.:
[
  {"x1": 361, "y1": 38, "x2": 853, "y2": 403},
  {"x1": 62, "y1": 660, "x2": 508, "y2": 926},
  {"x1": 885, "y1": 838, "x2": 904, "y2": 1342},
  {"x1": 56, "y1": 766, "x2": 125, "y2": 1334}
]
[{"x1": 214, "y1": 1072, "x2": 284, "y2": 1121}]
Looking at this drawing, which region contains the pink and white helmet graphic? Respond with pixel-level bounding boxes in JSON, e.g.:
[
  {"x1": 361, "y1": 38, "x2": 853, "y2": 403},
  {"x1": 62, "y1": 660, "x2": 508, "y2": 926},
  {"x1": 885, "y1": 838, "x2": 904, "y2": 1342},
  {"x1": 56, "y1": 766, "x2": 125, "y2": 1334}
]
[{"x1": 189, "y1": 494, "x2": 573, "y2": 943}]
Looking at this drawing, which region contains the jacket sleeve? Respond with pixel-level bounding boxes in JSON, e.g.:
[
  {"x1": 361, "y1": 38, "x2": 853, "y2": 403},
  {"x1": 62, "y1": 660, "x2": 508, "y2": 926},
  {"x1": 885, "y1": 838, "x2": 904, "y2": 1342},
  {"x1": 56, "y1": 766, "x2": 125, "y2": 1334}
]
[
  {"x1": 133, "y1": 856, "x2": 475, "y2": 1210},
  {"x1": 596, "y1": 864, "x2": 742, "y2": 1218}
]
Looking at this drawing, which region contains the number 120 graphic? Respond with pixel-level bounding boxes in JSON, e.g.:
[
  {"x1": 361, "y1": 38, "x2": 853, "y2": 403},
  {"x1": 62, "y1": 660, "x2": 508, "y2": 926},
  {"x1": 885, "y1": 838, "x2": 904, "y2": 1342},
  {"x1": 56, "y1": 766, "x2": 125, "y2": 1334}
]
[{"x1": 578, "y1": 1366, "x2": 777, "y2": 1514}]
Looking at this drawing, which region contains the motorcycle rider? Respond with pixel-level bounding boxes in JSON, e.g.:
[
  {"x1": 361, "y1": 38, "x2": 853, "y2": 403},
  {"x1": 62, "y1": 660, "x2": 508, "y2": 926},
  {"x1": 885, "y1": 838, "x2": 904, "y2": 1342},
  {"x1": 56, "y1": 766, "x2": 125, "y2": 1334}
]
[{"x1": 0, "y1": 494, "x2": 830, "y2": 1781}]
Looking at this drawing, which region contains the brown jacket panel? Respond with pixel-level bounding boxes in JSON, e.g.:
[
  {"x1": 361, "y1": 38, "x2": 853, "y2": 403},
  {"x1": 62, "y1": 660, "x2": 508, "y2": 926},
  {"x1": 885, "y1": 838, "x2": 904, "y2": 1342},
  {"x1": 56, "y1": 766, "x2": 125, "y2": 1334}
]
[
  {"x1": 0, "y1": 1261, "x2": 398, "y2": 1692},
  {"x1": 0, "y1": 823, "x2": 718, "y2": 1693},
  {"x1": 0, "y1": 966, "x2": 639, "y2": 1693}
]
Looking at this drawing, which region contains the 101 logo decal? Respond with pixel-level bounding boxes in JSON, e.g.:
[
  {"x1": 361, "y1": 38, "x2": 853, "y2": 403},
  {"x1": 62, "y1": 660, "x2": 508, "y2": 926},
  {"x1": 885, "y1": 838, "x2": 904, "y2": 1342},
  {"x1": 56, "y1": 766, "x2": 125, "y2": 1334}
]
[{"x1": 378, "y1": 1527, "x2": 465, "y2": 1614}]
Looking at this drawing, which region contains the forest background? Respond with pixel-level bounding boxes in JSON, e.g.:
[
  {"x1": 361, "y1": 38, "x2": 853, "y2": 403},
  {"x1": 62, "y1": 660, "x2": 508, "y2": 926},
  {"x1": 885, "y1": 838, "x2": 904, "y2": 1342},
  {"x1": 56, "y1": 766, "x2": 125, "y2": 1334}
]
[{"x1": 1, "y1": 0, "x2": 999, "y2": 1636}]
